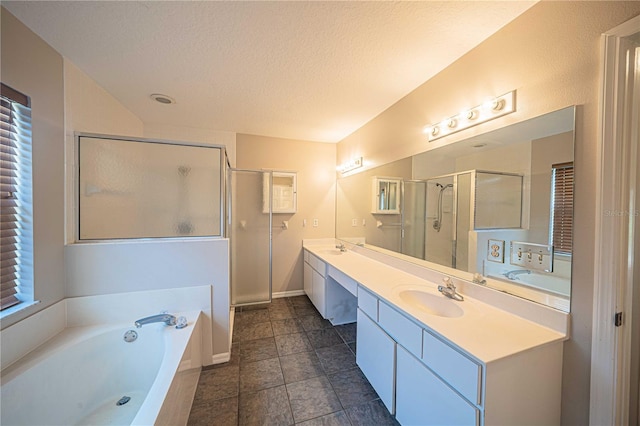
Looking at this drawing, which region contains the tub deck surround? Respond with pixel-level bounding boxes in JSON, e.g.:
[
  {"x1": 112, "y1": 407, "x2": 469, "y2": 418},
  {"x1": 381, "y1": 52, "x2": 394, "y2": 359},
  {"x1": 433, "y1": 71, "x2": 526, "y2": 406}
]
[
  {"x1": 1, "y1": 285, "x2": 219, "y2": 373},
  {"x1": 303, "y1": 242, "x2": 568, "y2": 364},
  {"x1": 1, "y1": 310, "x2": 203, "y2": 426}
]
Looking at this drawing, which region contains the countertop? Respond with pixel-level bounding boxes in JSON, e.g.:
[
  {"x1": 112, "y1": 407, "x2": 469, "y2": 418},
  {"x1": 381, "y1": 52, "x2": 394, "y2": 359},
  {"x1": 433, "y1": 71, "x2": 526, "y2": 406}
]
[{"x1": 304, "y1": 244, "x2": 567, "y2": 364}]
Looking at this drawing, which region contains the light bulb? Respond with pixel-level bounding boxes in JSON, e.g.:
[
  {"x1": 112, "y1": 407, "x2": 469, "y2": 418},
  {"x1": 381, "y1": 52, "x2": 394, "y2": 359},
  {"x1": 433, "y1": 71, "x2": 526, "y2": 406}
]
[{"x1": 491, "y1": 99, "x2": 505, "y2": 111}]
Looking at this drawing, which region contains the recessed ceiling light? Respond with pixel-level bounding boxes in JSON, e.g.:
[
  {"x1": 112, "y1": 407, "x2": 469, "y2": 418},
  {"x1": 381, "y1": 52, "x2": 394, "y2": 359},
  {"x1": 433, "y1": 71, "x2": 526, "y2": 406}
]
[{"x1": 150, "y1": 94, "x2": 175, "y2": 104}]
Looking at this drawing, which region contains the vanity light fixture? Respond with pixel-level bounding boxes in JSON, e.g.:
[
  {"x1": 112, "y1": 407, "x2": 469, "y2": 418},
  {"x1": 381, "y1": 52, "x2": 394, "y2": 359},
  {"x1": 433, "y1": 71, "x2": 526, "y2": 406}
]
[
  {"x1": 424, "y1": 90, "x2": 516, "y2": 142},
  {"x1": 337, "y1": 156, "x2": 364, "y2": 174}
]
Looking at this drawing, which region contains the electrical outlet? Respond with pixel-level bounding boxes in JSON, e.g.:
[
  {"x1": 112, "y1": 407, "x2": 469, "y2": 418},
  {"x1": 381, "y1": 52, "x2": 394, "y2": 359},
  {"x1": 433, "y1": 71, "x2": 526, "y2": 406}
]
[
  {"x1": 352, "y1": 219, "x2": 357, "y2": 227},
  {"x1": 313, "y1": 218, "x2": 319, "y2": 227},
  {"x1": 362, "y1": 219, "x2": 366, "y2": 226},
  {"x1": 487, "y1": 239, "x2": 505, "y2": 263},
  {"x1": 303, "y1": 219, "x2": 307, "y2": 227}
]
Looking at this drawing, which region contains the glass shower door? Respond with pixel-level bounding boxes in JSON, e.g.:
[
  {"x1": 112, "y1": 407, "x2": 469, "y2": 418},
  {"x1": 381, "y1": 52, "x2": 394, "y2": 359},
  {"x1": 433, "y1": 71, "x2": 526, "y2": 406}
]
[
  {"x1": 228, "y1": 169, "x2": 271, "y2": 306},
  {"x1": 402, "y1": 180, "x2": 426, "y2": 259}
]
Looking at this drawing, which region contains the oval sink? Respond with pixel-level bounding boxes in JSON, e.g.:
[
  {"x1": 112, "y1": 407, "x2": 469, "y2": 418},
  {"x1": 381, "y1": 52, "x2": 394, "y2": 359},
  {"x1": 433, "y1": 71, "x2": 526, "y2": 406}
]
[{"x1": 397, "y1": 289, "x2": 464, "y2": 318}]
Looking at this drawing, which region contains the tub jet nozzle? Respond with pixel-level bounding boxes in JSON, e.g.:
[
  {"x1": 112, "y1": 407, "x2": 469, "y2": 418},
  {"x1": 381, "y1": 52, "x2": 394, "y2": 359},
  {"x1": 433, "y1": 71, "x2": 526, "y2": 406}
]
[{"x1": 116, "y1": 396, "x2": 131, "y2": 406}]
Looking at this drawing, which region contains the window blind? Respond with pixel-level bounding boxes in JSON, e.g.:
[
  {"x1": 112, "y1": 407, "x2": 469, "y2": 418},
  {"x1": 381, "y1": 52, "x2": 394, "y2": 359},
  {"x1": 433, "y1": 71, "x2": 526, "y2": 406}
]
[
  {"x1": 1, "y1": 83, "x2": 32, "y2": 311},
  {"x1": 551, "y1": 162, "x2": 573, "y2": 255}
]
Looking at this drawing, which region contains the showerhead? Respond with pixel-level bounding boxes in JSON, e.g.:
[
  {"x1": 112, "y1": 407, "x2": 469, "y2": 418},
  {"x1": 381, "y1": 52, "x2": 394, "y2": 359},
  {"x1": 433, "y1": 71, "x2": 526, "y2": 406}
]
[{"x1": 435, "y1": 182, "x2": 453, "y2": 190}]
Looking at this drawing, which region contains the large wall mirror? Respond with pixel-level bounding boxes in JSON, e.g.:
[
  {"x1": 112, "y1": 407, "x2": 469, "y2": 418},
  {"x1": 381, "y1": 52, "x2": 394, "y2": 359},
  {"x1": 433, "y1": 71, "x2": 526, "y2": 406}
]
[{"x1": 336, "y1": 106, "x2": 575, "y2": 312}]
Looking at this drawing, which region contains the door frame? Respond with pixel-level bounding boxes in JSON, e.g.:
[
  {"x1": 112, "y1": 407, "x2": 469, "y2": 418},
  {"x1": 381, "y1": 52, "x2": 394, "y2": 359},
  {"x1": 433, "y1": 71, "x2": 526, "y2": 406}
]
[{"x1": 590, "y1": 15, "x2": 640, "y2": 426}]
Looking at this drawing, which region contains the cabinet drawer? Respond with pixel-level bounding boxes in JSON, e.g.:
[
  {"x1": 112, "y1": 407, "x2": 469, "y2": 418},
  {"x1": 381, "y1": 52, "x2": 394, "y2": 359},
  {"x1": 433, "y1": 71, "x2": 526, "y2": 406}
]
[
  {"x1": 396, "y1": 345, "x2": 479, "y2": 426},
  {"x1": 308, "y1": 253, "x2": 326, "y2": 277},
  {"x1": 327, "y1": 266, "x2": 357, "y2": 296},
  {"x1": 378, "y1": 301, "x2": 422, "y2": 357},
  {"x1": 423, "y1": 330, "x2": 482, "y2": 405},
  {"x1": 357, "y1": 286, "x2": 378, "y2": 321}
]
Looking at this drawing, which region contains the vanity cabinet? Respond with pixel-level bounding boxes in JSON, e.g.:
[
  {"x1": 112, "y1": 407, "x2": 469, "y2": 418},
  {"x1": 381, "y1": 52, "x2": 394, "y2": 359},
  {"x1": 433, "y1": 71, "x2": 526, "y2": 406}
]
[
  {"x1": 303, "y1": 244, "x2": 565, "y2": 425},
  {"x1": 357, "y1": 286, "x2": 481, "y2": 425},
  {"x1": 356, "y1": 308, "x2": 396, "y2": 414},
  {"x1": 396, "y1": 345, "x2": 479, "y2": 425},
  {"x1": 303, "y1": 250, "x2": 358, "y2": 325},
  {"x1": 303, "y1": 251, "x2": 326, "y2": 316},
  {"x1": 355, "y1": 283, "x2": 561, "y2": 426}
]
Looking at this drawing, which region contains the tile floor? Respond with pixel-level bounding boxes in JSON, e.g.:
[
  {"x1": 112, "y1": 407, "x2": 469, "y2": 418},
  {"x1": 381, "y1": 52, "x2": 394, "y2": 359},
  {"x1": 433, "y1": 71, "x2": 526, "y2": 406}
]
[{"x1": 187, "y1": 295, "x2": 398, "y2": 426}]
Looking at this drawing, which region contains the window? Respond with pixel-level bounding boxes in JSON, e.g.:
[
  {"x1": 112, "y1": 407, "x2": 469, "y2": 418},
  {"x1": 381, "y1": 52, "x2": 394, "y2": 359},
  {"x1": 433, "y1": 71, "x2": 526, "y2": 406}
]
[
  {"x1": 550, "y1": 162, "x2": 573, "y2": 255},
  {"x1": 1, "y1": 83, "x2": 33, "y2": 312}
]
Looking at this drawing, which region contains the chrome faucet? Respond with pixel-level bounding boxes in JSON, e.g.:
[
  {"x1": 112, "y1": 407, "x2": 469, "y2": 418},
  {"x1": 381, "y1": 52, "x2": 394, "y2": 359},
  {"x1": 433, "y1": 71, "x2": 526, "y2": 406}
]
[
  {"x1": 438, "y1": 277, "x2": 464, "y2": 301},
  {"x1": 503, "y1": 269, "x2": 532, "y2": 280},
  {"x1": 134, "y1": 313, "x2": 177, "y2": 328},
  {"x1": 335, "y1": 243, "x2": 347, "y2": 252}
]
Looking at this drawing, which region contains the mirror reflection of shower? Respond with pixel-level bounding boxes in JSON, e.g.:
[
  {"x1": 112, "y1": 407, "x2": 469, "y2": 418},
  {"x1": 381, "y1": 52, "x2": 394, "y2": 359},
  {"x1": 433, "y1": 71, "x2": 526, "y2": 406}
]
[{"x1": 433, "y1": 183, "x2": 453, "y2": 232}]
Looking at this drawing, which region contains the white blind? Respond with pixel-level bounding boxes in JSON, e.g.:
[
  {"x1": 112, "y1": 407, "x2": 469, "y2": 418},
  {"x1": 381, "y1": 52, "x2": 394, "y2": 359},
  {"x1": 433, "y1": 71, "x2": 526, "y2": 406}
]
[
  {"x1": 551, "y1": 162, "x2": 573, "y2": 255},
  {"x1": 1, "y1": 83, "x2": 33, "y2": 311}
]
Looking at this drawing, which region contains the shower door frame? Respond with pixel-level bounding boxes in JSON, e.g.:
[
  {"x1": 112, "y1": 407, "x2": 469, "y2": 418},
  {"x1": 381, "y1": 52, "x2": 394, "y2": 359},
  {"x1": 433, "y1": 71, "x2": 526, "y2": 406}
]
[
  {"x1": 227, "y1": 168, "x2": 272, "y2": 307},
  {"x1": 74, "y1": 132, "x2": 227, "y2": 242}
]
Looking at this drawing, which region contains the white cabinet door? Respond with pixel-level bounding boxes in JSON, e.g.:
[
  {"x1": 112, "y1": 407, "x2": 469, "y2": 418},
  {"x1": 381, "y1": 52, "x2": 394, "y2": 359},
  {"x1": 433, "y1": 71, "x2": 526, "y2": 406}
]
[
  {"x1": 396, "y1": 345, "x2": 479, "y2": 426},
  {"x1": 311, "y1": 268, "x2": 326, "y2": 317},
  {"x1": 303, "y1": 261, "x2": 313, "y2": 299},
  {"x1": 356, "y1": 309, "x2": 396, "y2": 414}
]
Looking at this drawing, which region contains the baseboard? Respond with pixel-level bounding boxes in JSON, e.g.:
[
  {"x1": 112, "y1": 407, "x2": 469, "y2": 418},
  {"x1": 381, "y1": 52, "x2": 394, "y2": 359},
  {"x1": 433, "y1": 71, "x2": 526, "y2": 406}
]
[
  {"x1": 210, "y1": 352, "x2": 231, "y2": 365},
  {"x1": 229, "y1": 307, "x2": 235, "y2": 348},
  {"x1": 272, "y1": 289, "x2": 306, "y2": 298}
]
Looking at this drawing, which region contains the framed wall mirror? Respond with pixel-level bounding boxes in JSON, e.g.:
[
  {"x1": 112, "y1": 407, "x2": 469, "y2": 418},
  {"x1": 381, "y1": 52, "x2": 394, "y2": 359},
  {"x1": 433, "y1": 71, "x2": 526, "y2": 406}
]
[{"x1": 336, "y1": 106, "x2": 575, "y2": 312}]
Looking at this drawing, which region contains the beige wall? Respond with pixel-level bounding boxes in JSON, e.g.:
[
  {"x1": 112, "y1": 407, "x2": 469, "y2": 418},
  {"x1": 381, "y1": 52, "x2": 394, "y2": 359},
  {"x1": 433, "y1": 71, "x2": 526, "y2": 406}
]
[
  {"x1": 336, "y1": 2, "x2": 640, "y2": 424},
  {"x1": 1, "y1": 9, "x2": 66, "y2": 327},
  {"x1": 236, "y1": 134, "x2": 336, "y2": 294},
  {"x1": 64, "y1": 59, "x2": 145, "y2": 243}
]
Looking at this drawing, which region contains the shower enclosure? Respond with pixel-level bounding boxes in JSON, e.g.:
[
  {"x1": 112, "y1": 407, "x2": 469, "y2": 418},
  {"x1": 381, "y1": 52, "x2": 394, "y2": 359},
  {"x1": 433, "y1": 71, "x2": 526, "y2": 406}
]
[{"x1": 423, "y1": 170, "x2": 523, "y2": 271}]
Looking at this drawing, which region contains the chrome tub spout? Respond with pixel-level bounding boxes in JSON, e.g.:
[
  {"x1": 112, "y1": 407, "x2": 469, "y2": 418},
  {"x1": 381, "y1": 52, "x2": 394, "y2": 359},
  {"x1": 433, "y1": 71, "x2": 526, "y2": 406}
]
[{"x1": 135, "y1": 313, "x2": 177, "y2": 328}]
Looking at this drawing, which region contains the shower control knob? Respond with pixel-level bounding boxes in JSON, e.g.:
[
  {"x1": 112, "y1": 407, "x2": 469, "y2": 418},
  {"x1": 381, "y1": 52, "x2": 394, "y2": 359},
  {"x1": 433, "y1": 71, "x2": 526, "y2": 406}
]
[{"x1": 176, "y1": 316, "x2": 188, "y2": 329}]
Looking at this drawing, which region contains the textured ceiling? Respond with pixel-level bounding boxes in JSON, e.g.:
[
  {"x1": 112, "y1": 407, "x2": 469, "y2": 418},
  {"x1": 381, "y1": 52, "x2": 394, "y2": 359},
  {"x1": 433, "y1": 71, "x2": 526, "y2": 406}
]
[{"x1": 3, "y1": 1, "x2": 536, "y2": 143}]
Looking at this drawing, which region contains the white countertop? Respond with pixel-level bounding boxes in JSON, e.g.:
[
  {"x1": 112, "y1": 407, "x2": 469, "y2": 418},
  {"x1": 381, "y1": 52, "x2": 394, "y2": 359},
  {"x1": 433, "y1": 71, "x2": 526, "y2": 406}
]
[{"x1": 304, "y1": 244, "x2": 567, "y2": 364}]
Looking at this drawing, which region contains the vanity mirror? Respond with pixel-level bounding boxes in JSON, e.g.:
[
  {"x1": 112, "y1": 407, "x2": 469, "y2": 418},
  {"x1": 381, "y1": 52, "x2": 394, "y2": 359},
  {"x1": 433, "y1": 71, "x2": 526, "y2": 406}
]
[{"x1": 336, "y1": 106, "x2": 575, "y2": 311}]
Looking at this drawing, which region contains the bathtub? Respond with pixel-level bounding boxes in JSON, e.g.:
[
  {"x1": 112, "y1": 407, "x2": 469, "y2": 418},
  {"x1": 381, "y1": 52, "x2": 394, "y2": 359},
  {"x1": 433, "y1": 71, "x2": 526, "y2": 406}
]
[{"x1": 1, "y1": 311, "x2": 202, "y2": 426}]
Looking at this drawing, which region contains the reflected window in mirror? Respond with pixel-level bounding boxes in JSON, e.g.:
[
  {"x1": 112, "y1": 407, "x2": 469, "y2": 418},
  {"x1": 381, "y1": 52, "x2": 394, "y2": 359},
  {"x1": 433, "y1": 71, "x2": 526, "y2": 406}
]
[{"x1": 550, "y1": 162, "x2": 574, "y2": 255}]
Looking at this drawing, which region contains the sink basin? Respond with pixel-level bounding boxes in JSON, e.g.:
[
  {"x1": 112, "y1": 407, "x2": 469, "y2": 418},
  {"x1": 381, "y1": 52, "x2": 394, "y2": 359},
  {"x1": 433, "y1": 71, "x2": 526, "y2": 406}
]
[
  {"x1": 319, "y1": 248, "x2": 344, "y2": 256},
  {"x1": 397, "y1": 289, "x2": 464, "y2": 318}
]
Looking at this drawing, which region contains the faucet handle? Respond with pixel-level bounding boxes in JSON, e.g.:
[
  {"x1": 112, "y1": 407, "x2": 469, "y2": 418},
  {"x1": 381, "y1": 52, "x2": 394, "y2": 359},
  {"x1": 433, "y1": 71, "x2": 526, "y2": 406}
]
[{"x1": 442, "y1": 276, "x2": 454, "y2": 289}]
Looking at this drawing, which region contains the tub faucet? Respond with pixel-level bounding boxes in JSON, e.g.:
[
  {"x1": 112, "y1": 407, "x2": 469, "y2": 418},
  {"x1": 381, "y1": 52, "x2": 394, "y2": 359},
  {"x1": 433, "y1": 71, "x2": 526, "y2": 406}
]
[
  {"x1": 503, "y1": 269, "x2": 532, "y2": 280},
  {"x1": 438, "y1": 277, "x2": 464, "y2": 301},
  {"x1": 135, "y1": 313, "x2": 177, "y2": 328},
  {"x1": 335, "y1": 243, "x2": 347, "y2": 252}
]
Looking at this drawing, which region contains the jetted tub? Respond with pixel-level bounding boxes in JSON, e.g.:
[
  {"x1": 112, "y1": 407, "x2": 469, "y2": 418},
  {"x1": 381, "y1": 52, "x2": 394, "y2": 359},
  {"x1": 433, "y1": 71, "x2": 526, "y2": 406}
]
[{"x1": 1, "y1": 311, "x2": 203, "y2": 426}]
